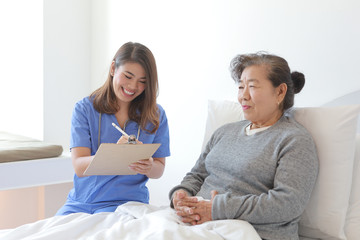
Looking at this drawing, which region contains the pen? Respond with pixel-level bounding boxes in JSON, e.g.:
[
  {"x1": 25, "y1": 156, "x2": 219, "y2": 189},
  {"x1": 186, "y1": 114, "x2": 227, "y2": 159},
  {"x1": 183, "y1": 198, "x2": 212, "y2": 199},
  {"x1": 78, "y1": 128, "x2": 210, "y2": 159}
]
[{"x1": 111, "y1": 122, "x2": 129, "y2": 138}]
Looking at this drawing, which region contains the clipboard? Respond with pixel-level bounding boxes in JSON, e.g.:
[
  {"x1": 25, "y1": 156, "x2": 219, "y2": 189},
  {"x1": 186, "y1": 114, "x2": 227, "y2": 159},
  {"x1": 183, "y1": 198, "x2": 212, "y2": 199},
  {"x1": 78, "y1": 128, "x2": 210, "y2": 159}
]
[{"x1": 84, "y1": 143, "x2": 161, "y2": 175}]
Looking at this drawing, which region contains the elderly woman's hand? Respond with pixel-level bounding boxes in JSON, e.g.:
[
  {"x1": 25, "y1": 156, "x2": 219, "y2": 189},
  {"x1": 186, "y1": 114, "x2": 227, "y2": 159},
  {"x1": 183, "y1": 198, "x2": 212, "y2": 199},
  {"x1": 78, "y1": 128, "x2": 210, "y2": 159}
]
[
  {"x1": 173, "y1": 190, "x2": 200, "y2": 225},
  {"x1": 175, "y1": 190, "x2": 218, "y2": 225},
  {"x1": 172, "y1": 189, "x2": 189, "y2": 208}
]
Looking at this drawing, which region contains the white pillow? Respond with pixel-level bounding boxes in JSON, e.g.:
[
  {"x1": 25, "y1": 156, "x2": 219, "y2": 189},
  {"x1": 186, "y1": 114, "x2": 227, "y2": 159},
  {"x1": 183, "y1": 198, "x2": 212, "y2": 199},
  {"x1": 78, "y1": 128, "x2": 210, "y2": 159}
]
[
  {"x1": 202, "y1": 100, "x2": 360, "y2": 239},
  {"x1": 201, "y1": 100, "x2": 244, "y2": 151},
  {"x1": 296, "y1": 105, "x2": 360, "y2": 240},
  {"x1": 345, "y1": 134, "x2": 360, "y2": 240}
]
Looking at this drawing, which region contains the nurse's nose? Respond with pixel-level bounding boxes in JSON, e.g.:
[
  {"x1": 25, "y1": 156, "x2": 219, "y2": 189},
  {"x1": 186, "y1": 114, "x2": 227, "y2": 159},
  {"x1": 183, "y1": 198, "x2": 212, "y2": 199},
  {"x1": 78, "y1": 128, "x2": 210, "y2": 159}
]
[{"x1": 127, "y1": 79, "x2": 137, "y2": 90}]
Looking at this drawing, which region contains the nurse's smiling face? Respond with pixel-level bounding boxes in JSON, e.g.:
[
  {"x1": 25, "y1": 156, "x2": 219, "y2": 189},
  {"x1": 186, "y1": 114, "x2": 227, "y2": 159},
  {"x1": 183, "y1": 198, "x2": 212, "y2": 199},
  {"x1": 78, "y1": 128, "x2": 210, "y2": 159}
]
[
  {"x1": 238, "y1": 64, "x2": 286, "y2": 128},
  {"x1": 111, "y1": 62, "x2": 147, "y2": 106}
]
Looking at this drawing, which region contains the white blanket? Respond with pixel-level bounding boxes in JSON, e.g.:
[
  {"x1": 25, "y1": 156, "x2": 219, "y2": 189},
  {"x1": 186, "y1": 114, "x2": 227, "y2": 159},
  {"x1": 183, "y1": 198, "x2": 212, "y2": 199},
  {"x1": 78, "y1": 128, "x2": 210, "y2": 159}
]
[{"x1": 0, "y1": 202, "x2": 261, "y2": 240}]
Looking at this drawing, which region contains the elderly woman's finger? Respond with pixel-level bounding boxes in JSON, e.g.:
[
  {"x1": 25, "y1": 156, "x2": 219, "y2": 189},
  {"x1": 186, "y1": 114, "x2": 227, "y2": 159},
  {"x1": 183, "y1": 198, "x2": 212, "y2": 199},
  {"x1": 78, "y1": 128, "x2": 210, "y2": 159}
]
[
  {"x1": 181, "y1": 216, "x2": 200, "y2": 225},
  {"x1": 176, "y1": 206, "x2": 194, "y2": 215},
  {"x1": 176, "y1": 200, "x2": 199, "y2": 208}
]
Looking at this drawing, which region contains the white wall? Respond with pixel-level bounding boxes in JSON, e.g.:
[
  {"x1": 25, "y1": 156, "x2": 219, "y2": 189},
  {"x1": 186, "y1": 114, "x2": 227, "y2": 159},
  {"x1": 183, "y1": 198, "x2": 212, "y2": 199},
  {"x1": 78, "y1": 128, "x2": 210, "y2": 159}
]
[
  {"x1": 0, "y1": 0, "x2": 92, "y2": 229},
  {"x1": 87, "y1": 0, "x2": 360, "y2": 205},
  {"x1": 0, "y1": 0, "x2": 43, "y2": 139},
  {"x1": 43, "y1": 0, "x2": 92, "y2": 152},
  {"x1": 0, "y1": 0, "x2": 92, "y2": 148}
]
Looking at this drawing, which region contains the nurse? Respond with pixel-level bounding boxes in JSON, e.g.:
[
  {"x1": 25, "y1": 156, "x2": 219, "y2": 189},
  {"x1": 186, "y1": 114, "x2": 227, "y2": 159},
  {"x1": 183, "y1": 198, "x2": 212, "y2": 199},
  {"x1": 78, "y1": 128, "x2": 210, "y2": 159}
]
[{"x1": 56, "y1": 42, "x2": 170, "y2": 215}]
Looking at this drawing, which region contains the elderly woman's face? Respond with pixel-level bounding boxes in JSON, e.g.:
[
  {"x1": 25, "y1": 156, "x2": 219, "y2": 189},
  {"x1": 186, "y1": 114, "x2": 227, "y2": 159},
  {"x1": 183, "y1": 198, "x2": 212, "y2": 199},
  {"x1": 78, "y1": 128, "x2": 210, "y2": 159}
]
[{"x1": 238, "y1": 65, "x2": 284, "y2": 128}]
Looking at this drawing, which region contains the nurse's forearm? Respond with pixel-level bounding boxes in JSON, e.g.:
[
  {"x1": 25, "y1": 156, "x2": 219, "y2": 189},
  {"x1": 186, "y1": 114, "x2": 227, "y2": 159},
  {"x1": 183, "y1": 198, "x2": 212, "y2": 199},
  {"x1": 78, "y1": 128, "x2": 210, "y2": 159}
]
[
  {"x1": 70, "y1": 146, "x2": 93, "y2": 178},
  {"x1": 71, "y1": 147, "x2": 93, "y2": 177},
  {"x1": 74, "y1": 156, "x2": 94, "y2": 177},
  {"x1": 73, "y1": 156, "x2": 94, "y2": 177}
]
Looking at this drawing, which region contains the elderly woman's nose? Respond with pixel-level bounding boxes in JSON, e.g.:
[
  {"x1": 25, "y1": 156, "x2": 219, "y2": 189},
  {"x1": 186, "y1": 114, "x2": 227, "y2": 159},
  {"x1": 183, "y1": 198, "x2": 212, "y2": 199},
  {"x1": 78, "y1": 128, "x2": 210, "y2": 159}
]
[{"x1": 240, "y1": 87, "x2": 250, "y2": 100}]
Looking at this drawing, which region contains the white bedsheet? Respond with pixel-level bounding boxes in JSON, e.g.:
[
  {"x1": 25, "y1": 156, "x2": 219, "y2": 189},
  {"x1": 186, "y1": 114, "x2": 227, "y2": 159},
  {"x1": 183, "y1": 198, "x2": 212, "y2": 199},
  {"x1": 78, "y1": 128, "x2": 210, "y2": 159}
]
[{"x1": 0, "y1": 202, "x2": 261, "y2": 240}]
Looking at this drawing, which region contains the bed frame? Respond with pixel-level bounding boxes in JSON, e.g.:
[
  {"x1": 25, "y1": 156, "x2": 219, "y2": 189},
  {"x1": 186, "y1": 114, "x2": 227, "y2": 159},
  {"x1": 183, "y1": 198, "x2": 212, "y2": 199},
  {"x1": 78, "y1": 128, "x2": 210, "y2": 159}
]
[{"x1": 0, "y1": 155, "x2": 73, "y2": 191}]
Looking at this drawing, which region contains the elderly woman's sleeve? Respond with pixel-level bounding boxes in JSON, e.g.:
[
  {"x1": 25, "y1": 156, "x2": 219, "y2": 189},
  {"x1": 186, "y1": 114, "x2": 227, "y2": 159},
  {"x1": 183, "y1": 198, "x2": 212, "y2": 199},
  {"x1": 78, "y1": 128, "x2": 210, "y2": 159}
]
[
  {"x1": 168, "y1": 135, "x2": 214, "y2": 200},
  {"x1": 212, "y1": 134, "x2": 319, "y2": 224}
]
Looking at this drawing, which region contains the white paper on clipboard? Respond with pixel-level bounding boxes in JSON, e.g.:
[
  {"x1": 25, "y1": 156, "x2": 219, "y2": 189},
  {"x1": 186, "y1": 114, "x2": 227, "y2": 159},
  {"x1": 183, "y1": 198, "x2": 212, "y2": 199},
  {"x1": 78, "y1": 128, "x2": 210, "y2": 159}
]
[{"x1": 84, "y1": 143, "x2": 161, "y2": 175}]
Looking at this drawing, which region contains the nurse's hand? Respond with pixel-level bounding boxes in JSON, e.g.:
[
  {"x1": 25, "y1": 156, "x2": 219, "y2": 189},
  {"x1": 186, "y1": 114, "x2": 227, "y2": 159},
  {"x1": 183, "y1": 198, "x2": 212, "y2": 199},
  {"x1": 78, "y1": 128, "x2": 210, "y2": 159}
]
[
  {"x1": 116, "y1": 136, "x2": 128, "y2": 144},
  {"x1": 129, "y1": 157, "x2": 166, "y2": 179},
  {"x1": 116, "y1": 136, "x2": 165, "y2": 178},
  {"x1": 116, "y1": 136, "x2": 142, "y2": 144},
  {"x1": 129, "y1": 157, "x2": 154, "y2": 175}
]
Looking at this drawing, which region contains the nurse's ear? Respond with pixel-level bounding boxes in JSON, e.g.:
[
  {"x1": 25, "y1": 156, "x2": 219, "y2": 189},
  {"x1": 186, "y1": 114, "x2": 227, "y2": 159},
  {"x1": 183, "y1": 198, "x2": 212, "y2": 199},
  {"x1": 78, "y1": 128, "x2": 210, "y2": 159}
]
[{"x1": 110, "y1": 61, "x2": 116, "y2": 77}]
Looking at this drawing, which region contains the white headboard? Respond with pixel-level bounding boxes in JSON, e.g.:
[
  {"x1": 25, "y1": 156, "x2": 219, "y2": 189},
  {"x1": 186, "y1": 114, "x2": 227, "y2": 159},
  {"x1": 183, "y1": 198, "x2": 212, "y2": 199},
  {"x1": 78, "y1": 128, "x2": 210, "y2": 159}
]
[{"x1": 322, "y1": 90, "x2": 360, "y2": 133}]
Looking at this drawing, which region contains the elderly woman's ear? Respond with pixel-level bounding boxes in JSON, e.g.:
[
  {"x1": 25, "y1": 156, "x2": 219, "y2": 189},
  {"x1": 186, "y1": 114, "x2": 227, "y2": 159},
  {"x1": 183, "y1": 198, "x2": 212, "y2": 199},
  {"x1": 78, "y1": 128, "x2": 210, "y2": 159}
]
[{"x1": 276, "y1": 83, "x2": 287, "y2": 106}]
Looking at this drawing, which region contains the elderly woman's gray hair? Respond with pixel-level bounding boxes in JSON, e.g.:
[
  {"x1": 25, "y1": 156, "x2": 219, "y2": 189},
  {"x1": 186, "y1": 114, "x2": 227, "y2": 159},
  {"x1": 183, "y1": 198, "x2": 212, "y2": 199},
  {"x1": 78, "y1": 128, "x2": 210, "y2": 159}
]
[{"x1": 230, "y1": 52, "x2": 305, "y2": 111}]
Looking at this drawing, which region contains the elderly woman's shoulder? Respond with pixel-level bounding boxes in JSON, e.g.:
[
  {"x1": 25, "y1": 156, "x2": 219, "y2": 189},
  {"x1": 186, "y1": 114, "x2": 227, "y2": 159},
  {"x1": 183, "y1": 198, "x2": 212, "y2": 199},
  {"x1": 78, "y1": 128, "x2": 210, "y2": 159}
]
[
  {"x1": 278, "y1": 114, "x2": 314, "y2": 140},
  {"x1": 222, "y1": 119, "x2": 250, "y2": 129},
  {"x1": 212, "y1": 120, "x2": 250, "y2": 136}
]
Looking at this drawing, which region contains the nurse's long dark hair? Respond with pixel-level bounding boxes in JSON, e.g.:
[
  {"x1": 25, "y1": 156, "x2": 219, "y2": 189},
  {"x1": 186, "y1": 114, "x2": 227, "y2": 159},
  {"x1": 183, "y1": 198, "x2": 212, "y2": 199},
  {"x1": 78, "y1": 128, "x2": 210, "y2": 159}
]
[{"x1": 90, "y1": 42, "x2": 159, "y2": 133}]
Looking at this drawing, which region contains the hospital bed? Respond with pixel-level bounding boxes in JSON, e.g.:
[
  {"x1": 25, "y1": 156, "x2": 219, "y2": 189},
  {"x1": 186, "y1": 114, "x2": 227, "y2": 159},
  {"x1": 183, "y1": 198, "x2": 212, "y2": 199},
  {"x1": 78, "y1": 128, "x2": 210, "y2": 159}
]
[{"x1": 0, "y1": 90, "x2": 359, "y2": 240}]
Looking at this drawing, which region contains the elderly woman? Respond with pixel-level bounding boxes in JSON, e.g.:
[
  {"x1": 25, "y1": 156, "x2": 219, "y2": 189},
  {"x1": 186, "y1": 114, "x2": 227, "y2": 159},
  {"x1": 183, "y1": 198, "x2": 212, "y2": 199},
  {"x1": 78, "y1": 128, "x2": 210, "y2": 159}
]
[{"x1": 169, "y1": 53, "x2": 319, "y2": 240}]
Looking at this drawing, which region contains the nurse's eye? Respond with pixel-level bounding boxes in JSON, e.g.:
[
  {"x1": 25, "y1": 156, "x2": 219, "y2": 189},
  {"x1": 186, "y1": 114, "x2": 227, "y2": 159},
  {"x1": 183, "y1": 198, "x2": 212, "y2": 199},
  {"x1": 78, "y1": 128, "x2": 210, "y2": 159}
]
[
  {"x1": 238, "y1": 85, "x2": 244, "y2": 89},
  {"x1": 124, "y1": 74, "x2": 131, "y2": 79}
]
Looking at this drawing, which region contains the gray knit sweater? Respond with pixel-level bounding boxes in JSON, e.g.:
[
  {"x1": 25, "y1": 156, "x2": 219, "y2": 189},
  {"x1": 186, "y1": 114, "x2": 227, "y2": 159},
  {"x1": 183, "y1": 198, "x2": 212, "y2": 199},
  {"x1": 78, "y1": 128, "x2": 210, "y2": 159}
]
[{"x1": 169, "y1": 115, "x2": 319, "y2": 240}]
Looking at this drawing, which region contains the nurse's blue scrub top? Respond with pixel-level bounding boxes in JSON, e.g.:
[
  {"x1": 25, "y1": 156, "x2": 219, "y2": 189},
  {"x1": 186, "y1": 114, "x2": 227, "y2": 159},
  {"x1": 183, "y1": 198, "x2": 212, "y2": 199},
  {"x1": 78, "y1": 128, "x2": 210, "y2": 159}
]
[{"x1": 67, "y1": 97, "x2": 170, "y2": 206}]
